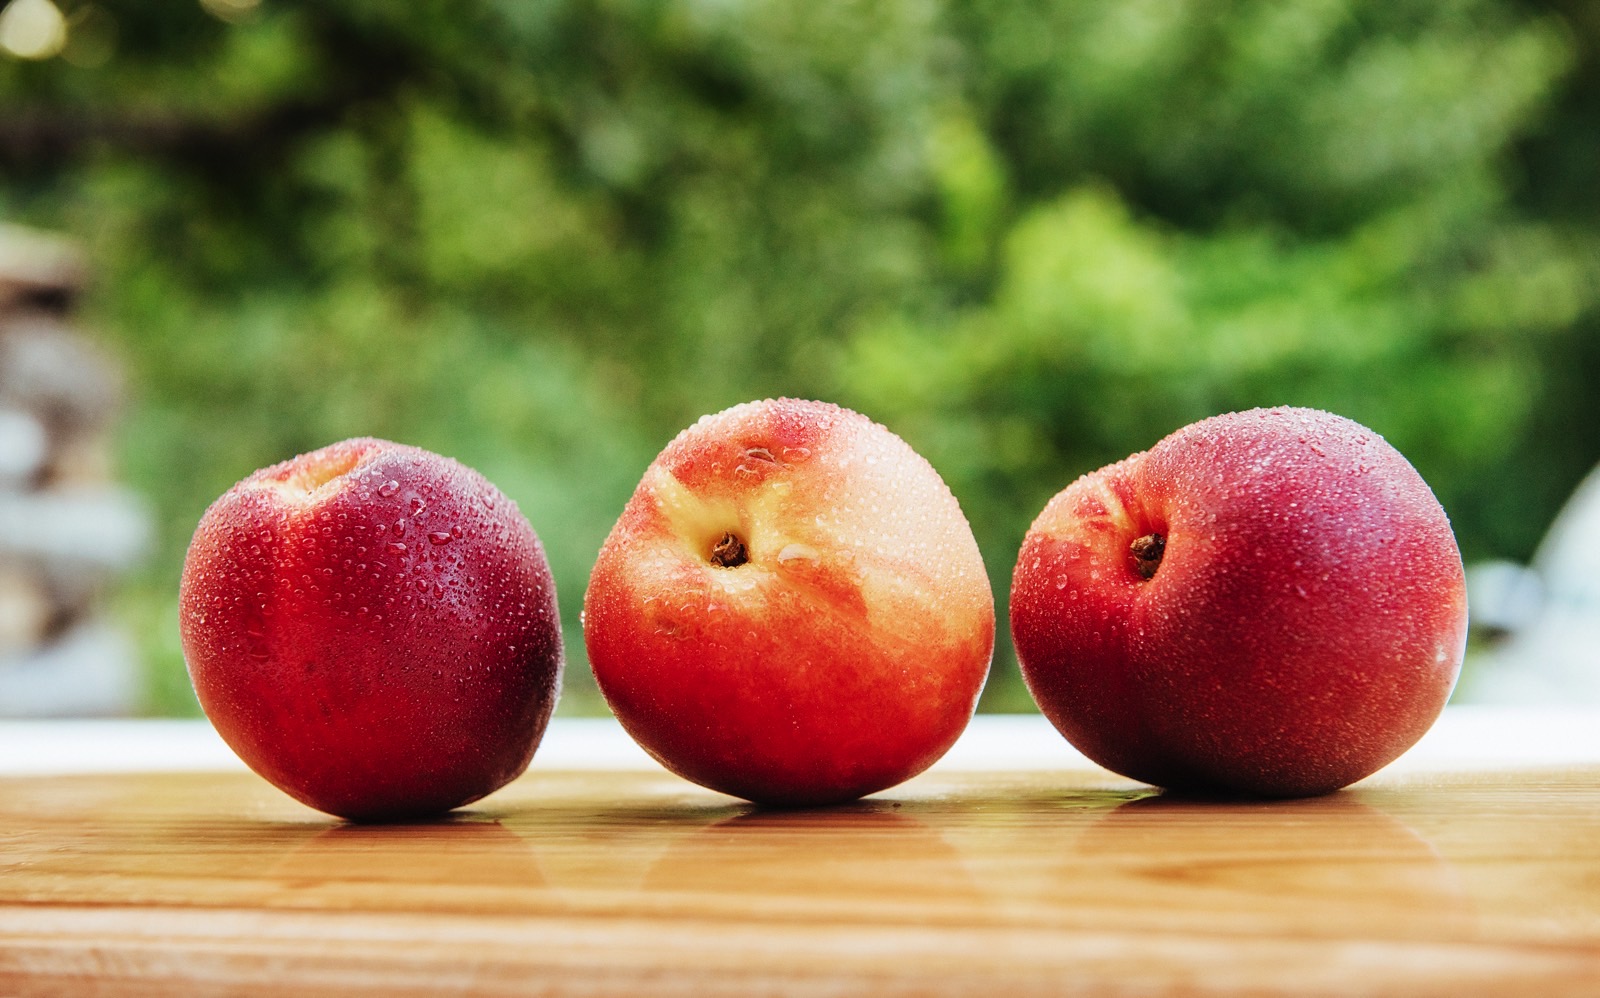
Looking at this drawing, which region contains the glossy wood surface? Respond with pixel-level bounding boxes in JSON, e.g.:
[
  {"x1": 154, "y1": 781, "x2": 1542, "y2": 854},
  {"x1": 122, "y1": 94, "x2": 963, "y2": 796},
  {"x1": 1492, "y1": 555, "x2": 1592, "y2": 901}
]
[{"x1": 3, "y1": 762, "x2": 1598, "y2": 996}]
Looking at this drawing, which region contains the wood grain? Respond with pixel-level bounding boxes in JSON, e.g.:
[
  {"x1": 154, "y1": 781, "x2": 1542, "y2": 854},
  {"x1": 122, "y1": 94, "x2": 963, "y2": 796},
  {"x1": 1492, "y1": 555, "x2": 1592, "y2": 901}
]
[{"x1": 2, "y1": 765, "x2": 1598, "y2": 996}]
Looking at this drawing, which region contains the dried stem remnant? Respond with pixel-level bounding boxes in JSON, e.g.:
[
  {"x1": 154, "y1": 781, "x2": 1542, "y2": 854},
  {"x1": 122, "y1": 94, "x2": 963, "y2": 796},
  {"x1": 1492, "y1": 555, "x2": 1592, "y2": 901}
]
[
  {"x1": 710, "y1": 531, "x2": 749, "y2": 568},
  {"x1": 1131, "y1": 533, "x2": 1165, "y2": 580}
]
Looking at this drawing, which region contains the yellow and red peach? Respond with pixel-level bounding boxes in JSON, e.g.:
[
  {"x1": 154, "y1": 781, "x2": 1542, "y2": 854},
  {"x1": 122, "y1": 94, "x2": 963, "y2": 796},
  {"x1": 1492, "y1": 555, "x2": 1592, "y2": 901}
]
[{"x1": 584, "y1": 399, "x2": 994, "y2": 806}]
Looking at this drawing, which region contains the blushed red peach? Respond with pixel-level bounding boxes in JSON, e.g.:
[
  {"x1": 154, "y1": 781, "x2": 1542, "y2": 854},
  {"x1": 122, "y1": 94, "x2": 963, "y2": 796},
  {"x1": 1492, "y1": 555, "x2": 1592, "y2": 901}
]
[
  {"x1": 1011, "y1": 407, "x2": 1468, "y2": 797},
  {"x1": 179, "y1": 438, "x2": 562, "y2": 821}
]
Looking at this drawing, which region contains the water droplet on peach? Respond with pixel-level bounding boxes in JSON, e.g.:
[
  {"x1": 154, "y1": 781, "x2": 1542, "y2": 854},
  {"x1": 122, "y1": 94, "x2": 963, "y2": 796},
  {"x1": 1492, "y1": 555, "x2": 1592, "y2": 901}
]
[{"x1": 777, "y1": 543, "x2": 817, "y2": 564}]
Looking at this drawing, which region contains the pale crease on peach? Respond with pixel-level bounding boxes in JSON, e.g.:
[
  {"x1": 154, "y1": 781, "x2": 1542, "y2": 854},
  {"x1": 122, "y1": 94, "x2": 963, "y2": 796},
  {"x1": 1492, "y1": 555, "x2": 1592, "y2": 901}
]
[
  {"x1": 1032, "y1": 466, "x2": 1143, "y2": 548},
  {"x1": 646, "y1": 464, "x2": 778, "y2": 562},
  {"x1": 251, "y1": 452, "x2": 366, "y2": 507},
  {"x1": 635, "y1": 462, "x2": 981, "y2": 643}
]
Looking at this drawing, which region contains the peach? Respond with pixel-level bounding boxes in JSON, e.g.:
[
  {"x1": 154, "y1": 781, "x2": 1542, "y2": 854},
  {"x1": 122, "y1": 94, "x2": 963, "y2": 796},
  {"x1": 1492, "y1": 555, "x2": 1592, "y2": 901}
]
[
  {"x1": 1011, "y1": 408, "x2": 1467, "y2": 797},
  {"x1": 583, "y1": 399, "x2": 994, "y2": 806},
  {"x1": 179, "y1": 438, "x2": 562, "y2": 820}
]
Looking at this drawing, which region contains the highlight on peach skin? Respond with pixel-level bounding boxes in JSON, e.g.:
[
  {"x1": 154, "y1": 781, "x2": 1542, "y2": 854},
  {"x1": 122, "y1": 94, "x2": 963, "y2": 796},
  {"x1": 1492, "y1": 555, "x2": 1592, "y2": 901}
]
[
  {"x1": 178, "y1": 437, "x2": 563, "y2": 821},
  {"x1": 583, "y1": 398, "x2": 995, "y2": 807}
]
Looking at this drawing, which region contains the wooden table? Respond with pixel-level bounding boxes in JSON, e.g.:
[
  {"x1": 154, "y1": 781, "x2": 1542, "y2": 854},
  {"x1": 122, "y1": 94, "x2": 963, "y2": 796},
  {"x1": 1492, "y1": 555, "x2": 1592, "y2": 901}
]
[{"x1": 2, "y1": 711, "x2": 1598, "y2": 995}]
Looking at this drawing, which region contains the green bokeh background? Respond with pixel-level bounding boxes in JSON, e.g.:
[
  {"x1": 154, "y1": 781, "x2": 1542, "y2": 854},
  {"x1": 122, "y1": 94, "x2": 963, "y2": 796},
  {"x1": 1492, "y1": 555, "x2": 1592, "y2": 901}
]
[{"x1": 4, "y1": 0, "x2": 1598, "y2": 714}]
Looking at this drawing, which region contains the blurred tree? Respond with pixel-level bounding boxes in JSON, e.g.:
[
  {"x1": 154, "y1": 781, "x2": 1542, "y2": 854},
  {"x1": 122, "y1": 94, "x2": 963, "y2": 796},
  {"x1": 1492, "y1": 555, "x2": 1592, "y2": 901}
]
[{"x1": 1, "y1": 0, "x2": 1595, "y2": 712}]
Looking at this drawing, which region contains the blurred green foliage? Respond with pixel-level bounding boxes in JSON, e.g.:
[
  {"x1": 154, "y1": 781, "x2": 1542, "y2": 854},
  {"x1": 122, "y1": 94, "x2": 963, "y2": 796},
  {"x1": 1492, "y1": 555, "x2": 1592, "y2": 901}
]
[{"x1": 3, "y1": 0, "x2": 1597, "y2": 713}]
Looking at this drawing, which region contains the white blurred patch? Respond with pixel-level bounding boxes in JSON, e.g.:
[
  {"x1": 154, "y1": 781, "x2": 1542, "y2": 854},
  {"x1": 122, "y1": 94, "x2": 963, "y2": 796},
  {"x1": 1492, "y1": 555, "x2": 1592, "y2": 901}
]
[{"x1": 1466, "y1": 464, "x2": 1600, "y2": 704}]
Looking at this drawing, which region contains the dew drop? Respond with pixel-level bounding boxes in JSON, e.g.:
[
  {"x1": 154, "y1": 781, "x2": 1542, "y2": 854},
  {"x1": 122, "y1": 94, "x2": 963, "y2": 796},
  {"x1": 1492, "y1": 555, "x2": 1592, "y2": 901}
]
[
  {"x1": 387, "y1": 542, "x2": 408, "y2": 555},
  {"x1": 777, "y1": 543, "x2": 818, "y2": 564},
  {"x1": 428, "y1": 531, "x2": 453, "y2": 546}
]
